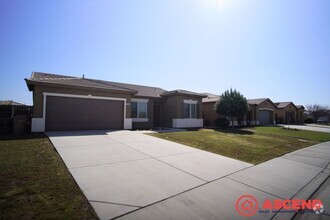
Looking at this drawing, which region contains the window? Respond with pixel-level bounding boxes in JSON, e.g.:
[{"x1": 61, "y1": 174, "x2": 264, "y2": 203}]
[
  {"x1": 131, "y1": 102, "x2": 138, "y2": 118},
  {"x1": 184, "y1": 103, "x2": 197, "y2": 119},
  {"x1": 131, "y1": 99, "x2": 148, "y2": 119}
]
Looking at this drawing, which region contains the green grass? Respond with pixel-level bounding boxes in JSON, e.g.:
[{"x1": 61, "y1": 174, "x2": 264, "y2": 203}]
[
  {"x1": 0, "y1": 134, "x2": 98, "y2": 220},
  {"x1": 249, "y1": 126, "x2": 330, "y2": 142},
  {"x1": 150, "y1": 127, "x2": 330, "y2": 164}
]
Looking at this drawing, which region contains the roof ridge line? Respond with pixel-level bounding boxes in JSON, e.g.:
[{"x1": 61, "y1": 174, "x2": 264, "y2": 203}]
[
  {"x1": 84, "y1": 78, "x2": 138, "y2": 93},
  {"x1": 93, "y1": 78, "x2": 166, "y2": 91}
]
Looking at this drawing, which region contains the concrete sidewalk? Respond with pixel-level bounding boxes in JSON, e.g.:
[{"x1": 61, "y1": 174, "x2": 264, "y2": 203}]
[
  {"x1": 47, "y1": 131, "x2": 330, "y2": 220},
  {"x1": 118, "y1": 141, "x2": 330, "y2": 220},
  {"x1": 279, "y1": 124, "x2": 330, "y2": 133}
]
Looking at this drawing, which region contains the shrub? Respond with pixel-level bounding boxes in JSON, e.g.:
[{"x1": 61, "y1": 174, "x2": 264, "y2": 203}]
[
  {"x1": 304, "y1": 117, "x2": 314, "y2": 124},
  {"x1": 215, "y1": 117, "x2": 229, "y2": 128}
]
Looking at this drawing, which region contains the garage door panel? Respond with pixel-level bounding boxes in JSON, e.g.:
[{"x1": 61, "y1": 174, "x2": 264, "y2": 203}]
[
  {"x1": 46, "y1": 96, "x2": 124, "y2": 131},
  {"x1": 258, "y1": 110, "x2": 272, "y2": 125}
]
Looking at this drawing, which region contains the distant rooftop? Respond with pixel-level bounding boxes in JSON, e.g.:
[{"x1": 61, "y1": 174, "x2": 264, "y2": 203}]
[
  {"x1": 247, "y1": 98, "x2": 268, "y2": 105},
  {"x1": 275, "y1": 102, "x2": 297, "y2": 109},
  {"x1": 0, "y1": 100, "x2": 25, "y2": 105},
  {"x1": 201, "y1": 93, "x2": 220, "y2": 103}
]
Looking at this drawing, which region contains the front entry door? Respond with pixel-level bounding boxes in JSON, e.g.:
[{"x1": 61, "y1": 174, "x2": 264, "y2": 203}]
[{"x1": 153, "y1": 103, "x2": 161, "y2": 127}]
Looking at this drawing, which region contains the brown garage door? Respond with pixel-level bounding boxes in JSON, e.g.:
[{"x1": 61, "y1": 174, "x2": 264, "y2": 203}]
[{"x1": 45, "y1": 96, "x2": 124, "y2": 131}]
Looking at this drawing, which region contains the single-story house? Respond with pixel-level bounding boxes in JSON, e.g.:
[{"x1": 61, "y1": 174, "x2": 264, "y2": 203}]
[
  {"x1": 296, "y1": 105, "x2": 305, "y2": 124},
  {"x1": 275, "y1": 102, "x2": 297, "y2": 124},
  {"x1": 202, "y1": 95, "x2": 277, "y2": 126},
  {"x1": 247, "y1": 98, "x2": 277, "y2": 125},
  {"x1": 202, "y1": 94, "x2": 304, "y2": 126},
  {"x1": 25, "y1": 72, "x2": 206, "y2": 132}
]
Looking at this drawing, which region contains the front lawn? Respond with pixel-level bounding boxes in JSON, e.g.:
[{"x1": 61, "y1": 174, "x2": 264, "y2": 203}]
[
  {"x1": 150, "y1": 127, "x2": 330, "y2": 164},
  {"x1": 249, "y1": 126, "x2": 330, "y2": 142},
  {"x1": 0, "y1": 134, "x2": 98, "y2": 219}
]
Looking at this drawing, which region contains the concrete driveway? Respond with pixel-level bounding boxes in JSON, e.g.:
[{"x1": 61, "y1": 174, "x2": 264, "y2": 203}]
[
  {"x1": 47, "y1": 130, "x2": 252, "y2": 219},
  {"x1": 279, "y1": 124, "x2": 330, "y2": 133},
  {"x1": 47, "y1": 131, "x2": 330, "y2": 220}
]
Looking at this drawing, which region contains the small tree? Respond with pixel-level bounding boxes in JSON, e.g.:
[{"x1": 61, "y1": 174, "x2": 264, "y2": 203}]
[
  {"x1": 305, "y1": 104, "x2": 329, "y2": 123},
  {"x1": 215, "y1": 89, "x2": 249, "y2": 127}
]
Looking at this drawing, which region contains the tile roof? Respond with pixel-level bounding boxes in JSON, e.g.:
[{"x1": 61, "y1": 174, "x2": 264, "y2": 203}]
[
  {"x1": 161, "y1": 89, "x2": 207, "y2": 97},
  {"x1": 296, "y1": 105, "x2": 305, "y2": 109},
  {"x1": 247, "y1": 98, "x2": 268, "y2": 105},
  {"x1": 275, "y1": 102, "x2": 296, "y2": 109},
  {"x1": 201, "y1": 93, "x2": 220, "y2": 98},
  {"x1": 202, "y1": 93, "x2": 220, "y2": 103},
  {"x1": 88, "y1": 79, "x2": 167, "y2": 98},
  {"x1": 202, "y1": 97, "x2": 220, "y2": 103},
  {"x1": 27, "y1": 72, "x2": 136, "y2": 93},
  {"x1": 26, "y1": 72, "x2": 201, "y2": 99}
]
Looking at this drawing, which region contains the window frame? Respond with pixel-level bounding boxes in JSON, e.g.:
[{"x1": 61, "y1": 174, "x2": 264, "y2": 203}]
[
  {"x1": 131, "y1": 98, "x2": 149, "y2": 122},
  {"x1": 183, "y1": 100, "x2": 198, "y2": 119}
]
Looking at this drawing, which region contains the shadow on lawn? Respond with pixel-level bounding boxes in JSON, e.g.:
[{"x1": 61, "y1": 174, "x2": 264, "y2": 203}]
[
  {"x1": 214, "y1": 128, "x2": 254, "y2": 135},
  {"x1": 0, "y1": 133, "x2": 47, "y2": 141}
]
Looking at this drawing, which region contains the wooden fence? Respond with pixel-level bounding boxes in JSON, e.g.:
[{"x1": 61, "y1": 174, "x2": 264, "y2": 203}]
[{"x1": 0, "y1": 105, "x2": 33, "y2": 135}]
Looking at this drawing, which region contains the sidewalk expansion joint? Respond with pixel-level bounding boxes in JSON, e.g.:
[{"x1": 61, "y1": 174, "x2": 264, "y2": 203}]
[
  {"x1": 89, "y1": 200, "x2": 141, "y2": 208},
  {"x1": 104, "y1": 135, "x2": 209, "y2": 183},
  {"x1": 69, "y1": 157, "x2": 152, "y2": 170},
  {"x1": 227, "y1": 177, "x2": 284, "y2": 200},
  {"x1": 281, "y1": 156, "x2": 327, "y2": 169},
  {"x1": 112, "y1": 166, "x2": 253, "y2": 220}
]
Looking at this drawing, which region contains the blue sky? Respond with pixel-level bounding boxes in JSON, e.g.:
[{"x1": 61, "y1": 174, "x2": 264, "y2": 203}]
[{"x1": 0, "y1": 0, "x2": 329, "y2": 106}]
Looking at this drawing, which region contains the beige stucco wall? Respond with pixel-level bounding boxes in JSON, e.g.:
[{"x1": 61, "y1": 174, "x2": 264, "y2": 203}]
[
  {"x1": 202, "y1": 102, "x2": 221, "y2": 124},
  {"x1": 202, "y1": 102, "x2": 257, "y2": 126},
  {"x1": 296, "y1": 108, "x2": 304, "y2": 124},
  {"x1": 256, "y1": 100, "x2": 276, "y2": 124},
  {"x1": 247, "y1": 105, "x2": 257, "y2": 122}
]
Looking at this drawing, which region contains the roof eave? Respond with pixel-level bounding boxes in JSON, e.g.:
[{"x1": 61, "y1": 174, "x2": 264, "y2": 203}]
[
  {"x1": 25, "y1": 79, "x2": 138, "y2": 95},
  {"x1": 161, "y1": 91, "x2": 207, "y2": 98},
  {"x1": 25, "y1": 78, "x2": 35, "y2": 91}
]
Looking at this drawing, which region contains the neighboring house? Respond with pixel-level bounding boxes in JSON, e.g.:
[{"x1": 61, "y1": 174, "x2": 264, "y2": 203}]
[
  {"x1": 202, "y1": 94, "x2": 304, "y2": 126},
  {"x1": 0, "y1": 100, "x2": 25, "y2": 105},
  {"x1": 201, "y1": 93, "x2": 221, "y2": 126},
  {"x1": 275, "y1": 102, "x2": 297, "y2": 124},
  {"x1": 247, "y1": 98, "x2": 277, "y2": 125},
  {"x1": 25, "y1": 72, "x2": 206, "y2": 132},
  {"x1": 296, "y1": 105, "x2": 305, "y2": 124},
  {"x1": 202, "y1": 96, "x2": 277, "y2": 126}
]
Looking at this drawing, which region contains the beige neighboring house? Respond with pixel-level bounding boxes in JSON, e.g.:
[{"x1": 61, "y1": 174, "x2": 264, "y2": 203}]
[
  {"x1": 25, "y1": 72, "x2": 206, "y2": 132},
  {"x1": 275, "y1": 102, "x2": 298, "y2": 124},
  {"x1": 247, "y1": 98, "x2": 277, "y2": 125},
  {"x1": 202, "y1": 94, "x2": 304, "y2": 126},
  {"x1": 296, "y1": 105, "x2": 305, "y2": 124},
  {"x1": 202, "y1": 95, "x2": 277, "y2": 126}
]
